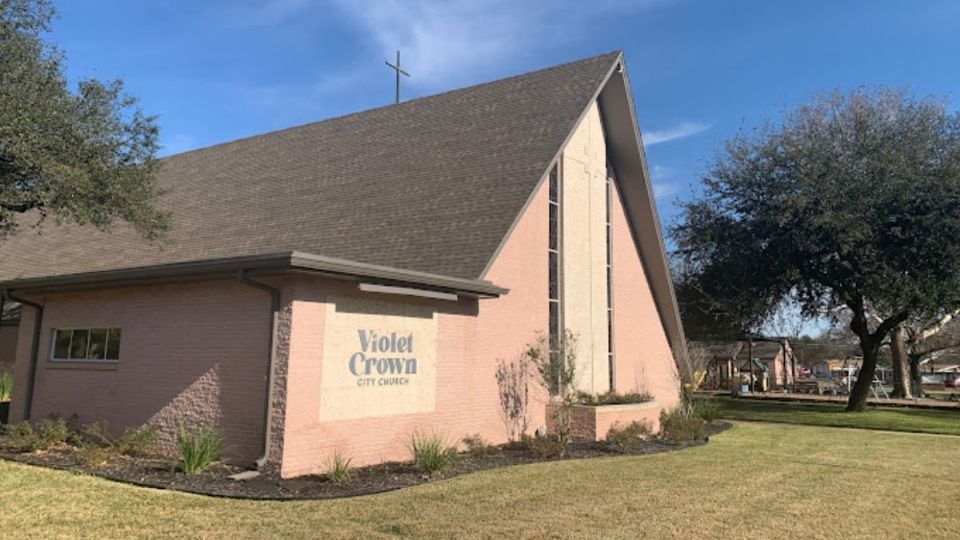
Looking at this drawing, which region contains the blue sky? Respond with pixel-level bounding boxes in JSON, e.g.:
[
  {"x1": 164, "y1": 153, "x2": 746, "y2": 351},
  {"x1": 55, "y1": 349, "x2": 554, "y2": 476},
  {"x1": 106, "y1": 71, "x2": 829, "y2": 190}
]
[
  {"x1": 51, "y1": 0, "x2": 959, "y2": 230},
  {"x1": 45, "y1": 0, "x2": 960, "y2": 336}
]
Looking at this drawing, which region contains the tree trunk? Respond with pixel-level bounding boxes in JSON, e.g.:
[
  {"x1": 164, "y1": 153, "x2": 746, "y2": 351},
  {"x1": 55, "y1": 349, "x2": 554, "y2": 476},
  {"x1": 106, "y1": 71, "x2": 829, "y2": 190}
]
[
  {"x1": 889, "y1": 324, "x2": 913, "y2": 399},
  {"x1": 846, "y1": 340, "x2": 880, "y2": 412},
  {"x1": 908, "y1": 355, "x2": 925, "y2": 399}
]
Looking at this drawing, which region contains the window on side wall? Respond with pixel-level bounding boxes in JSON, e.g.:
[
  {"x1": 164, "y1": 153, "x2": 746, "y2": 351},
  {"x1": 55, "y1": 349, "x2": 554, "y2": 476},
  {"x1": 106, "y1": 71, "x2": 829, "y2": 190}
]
[{"x1": 51, "y1": 328, "x2": 122, "y2": 362}]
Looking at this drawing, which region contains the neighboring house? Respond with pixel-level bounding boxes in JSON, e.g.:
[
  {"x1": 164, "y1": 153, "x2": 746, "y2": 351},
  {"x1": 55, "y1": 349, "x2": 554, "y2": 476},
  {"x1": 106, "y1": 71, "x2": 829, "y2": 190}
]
[
  {"x1": 0, "y1": 52, "x2": 684, "y2": 478},
  {"x1": 736, "y1": 341, "x2": 796, "y2": 389},
  {"x1": 809, "y1": 357, "x2": 863, "y2": 380},
  {"x1": 919, "y1": 360, "x2": 960, "y2": 387},
  {"x1": 698, "y1": 340, "x2": 796, "y2": 390},
  {"x1": 0, "y1": 302, "x2": 19, "y2": 375}
]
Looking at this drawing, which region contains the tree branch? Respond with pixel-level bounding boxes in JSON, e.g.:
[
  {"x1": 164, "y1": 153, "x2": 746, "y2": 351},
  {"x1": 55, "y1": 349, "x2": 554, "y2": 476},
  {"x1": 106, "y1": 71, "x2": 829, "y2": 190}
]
[{"x1": 917, "y1": 308, "x2": 960, "y2": 343}]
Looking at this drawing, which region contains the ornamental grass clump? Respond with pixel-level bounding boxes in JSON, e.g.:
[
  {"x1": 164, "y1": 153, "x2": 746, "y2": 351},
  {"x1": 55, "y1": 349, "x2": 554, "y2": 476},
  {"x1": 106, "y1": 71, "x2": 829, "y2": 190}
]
[
  {"x1": 177, "y1": 423, "x2": 222, "y2": 475},
  {"x1": 409, "y1": 432, "x2": 457, "y2": 474},
  {"x1": 691, "y1": 396, "x2": 721, "y2": 422},
  {"x1": 325, "y1": 452, "x2": 354, "y2": 484},
  {"x1": 0, "y1": 371, "x2": 12, "y2": 402}
]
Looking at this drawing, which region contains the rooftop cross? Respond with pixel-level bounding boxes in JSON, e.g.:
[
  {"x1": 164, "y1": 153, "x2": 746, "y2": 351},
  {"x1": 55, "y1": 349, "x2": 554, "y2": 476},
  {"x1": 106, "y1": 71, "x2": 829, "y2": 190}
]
[{"x1": 384, "y1": 50, "x2": 411, "y2": 104}]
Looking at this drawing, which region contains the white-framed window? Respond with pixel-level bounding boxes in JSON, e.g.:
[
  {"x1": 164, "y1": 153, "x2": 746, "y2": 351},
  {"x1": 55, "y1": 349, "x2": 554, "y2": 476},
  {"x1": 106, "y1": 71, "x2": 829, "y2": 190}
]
[{"x1": 51, "y1": 328, "x2": 121, "y2": 362}]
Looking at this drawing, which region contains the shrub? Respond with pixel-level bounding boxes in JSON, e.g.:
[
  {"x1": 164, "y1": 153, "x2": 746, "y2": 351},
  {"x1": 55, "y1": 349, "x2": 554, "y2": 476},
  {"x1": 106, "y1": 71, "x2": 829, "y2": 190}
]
[
  {"x1": 4, "y1": 421, "x2": 41, "y2": 452},
  {"x1": 605, "y1": 420, "x2": 652, "y2": 454},
  {"x1": 575, "y1": 390, "x2": 654, "y2": 406},
  {"x1": 408, "y1": 432, "x2": 457, "y2": 474},
  {"x1": 81, "y1": 421, "x2": 112, "y2": 446},
  {"x1": 177, "y1": 423, "x2": 222, "y2": 475},
  {"x1": 0, "y1": 371, "x2": 12, "y2": 402},
  {"x1": 461, "y1": 433, "x2": 493, "y2": 457},
  {"x1": 38, "y1": 417, "x2": 74, "y2": 448},
  {"x1": 520, "y1": 434, "x2": 566, "y2": 459},
  {"x1": 691, "y1": 396, "x2": 721, "y2": 422},
  {"x1": 115, "y1": 424, "x2": 159, "y2": 457},
  {"x1": 325, "y1": 452, "x2": 354, "y2": 484},
  {"x1": 660, "y1": 406, "x2": 706, "y2": 445},
  {"x1": 81, "y1": 421, "x2": 159, "y2": 458},
  {"x1": 3, "y1": 417, "x2": 74, "y2": 452},
  {"x1": 75, "y1": 443, "x2": 115, "y2": 468}
]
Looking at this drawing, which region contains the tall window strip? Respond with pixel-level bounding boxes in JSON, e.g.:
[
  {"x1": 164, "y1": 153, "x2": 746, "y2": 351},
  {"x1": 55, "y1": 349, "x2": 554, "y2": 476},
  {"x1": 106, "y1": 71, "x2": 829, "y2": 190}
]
[
  {"x1": 606, "y1": 165, "x2": 615, "y2": 390},
  {"x1": 548, "y1": 164, "x2": 561, "y2": 348}
]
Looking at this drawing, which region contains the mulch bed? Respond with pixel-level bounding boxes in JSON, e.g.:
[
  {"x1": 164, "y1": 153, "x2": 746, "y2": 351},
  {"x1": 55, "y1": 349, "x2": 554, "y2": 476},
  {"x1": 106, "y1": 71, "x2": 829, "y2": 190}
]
[{"x1": 0, "y1": 421, "x2": 732, "y2": 501}]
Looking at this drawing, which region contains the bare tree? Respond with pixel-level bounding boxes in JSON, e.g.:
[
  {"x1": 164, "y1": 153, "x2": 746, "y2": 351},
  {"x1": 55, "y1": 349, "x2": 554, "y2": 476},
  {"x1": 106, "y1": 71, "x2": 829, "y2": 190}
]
[{"x1": 495, "y1": 353, "x2": 533, "y2": 442}]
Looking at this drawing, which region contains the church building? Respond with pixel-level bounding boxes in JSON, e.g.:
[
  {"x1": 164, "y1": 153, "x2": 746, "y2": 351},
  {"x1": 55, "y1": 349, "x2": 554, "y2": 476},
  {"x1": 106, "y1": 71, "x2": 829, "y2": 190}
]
[{"x1": 0, "y1": 51, "x2": 685, "y2": 478}]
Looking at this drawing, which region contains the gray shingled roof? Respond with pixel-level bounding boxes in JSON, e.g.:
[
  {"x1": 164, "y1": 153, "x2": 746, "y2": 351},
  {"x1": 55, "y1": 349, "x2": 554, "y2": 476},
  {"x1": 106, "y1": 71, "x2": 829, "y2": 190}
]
[{"x1": 0, "y1": 52, "x2": 620, "y2": 283}]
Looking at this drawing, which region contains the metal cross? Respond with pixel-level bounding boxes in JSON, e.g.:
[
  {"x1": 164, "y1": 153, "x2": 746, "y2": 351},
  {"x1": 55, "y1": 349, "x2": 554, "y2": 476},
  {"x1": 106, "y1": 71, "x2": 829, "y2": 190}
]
[{"x1": 385, "y1": 50, "x2": 410, "y2": 104}]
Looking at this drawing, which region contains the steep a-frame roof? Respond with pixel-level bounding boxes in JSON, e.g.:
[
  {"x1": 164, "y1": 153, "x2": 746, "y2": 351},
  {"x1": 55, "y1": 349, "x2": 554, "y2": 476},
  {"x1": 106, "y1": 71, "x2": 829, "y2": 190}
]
[
  {"x1": 0, "y1": 51, "x2": 686, "y2": 351},
  {"x1": 0, "y1": 52, "x2": 617, "y2": 284}
]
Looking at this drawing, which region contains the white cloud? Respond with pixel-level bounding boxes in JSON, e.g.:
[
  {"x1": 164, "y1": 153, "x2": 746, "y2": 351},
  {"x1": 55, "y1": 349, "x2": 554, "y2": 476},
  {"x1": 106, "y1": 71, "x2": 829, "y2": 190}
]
[
  {"x1": 650, "y1": 164, "x2": 681, "y2": 199},
  {"x1": 643, "y1": 121, "x2": 711, "y2": 146},
  {"x1": 240, "y1": 0, "x2": 678, "y2": 91}
]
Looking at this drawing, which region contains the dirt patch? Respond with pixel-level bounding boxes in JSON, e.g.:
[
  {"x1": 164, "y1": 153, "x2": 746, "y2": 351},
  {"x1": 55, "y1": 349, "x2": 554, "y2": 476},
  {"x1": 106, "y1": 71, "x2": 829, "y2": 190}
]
[{"x1": 0, "y1": 421, "x2": 732, "y2": 501}]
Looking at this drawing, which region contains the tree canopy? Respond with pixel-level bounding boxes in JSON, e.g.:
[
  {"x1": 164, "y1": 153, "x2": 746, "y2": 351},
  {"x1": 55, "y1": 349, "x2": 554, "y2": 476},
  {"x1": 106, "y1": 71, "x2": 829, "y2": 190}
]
[
  {"x1": 673, "y1": 87, "x2": 960, "y2": 410},
  {"x1": 0, "y1": 0, "x2": 168, "y2": 240}
]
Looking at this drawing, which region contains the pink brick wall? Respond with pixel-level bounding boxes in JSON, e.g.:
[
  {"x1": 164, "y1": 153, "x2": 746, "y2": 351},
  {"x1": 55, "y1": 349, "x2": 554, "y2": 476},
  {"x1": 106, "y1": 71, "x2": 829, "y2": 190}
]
[
  {"x1": 610, "y1": 179, "x2": 680, "y2": 411},
  {"x1": 278, "y1": 180, "x2": 551, "y2": 477},
  {"x1": 546, "y1": 402, "x2": 661, "y2": 441},
  {"x1": 7, "y1": 281, "x2": 272, "y2": 463},
  {"x1": 278, "y1": 170, "x2": 681, "y2": 476}
]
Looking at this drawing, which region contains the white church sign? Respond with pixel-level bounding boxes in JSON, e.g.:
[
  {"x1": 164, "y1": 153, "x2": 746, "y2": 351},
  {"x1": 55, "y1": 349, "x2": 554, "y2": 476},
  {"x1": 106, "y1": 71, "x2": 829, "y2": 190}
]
[{"x1": 319, "y1": 296, "x2": 437, "y2": 421}]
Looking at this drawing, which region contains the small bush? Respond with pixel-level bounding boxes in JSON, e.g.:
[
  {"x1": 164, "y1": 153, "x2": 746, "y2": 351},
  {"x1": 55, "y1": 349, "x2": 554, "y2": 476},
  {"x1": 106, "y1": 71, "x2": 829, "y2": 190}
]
[
  {"x1": 115, "y1": 425, "x2": 159, "y2": 457},
  {"x1": 177, "y1": 423, "x2": 222, "y2": 475},
  {"x1": 660, "y1": 406, "x2": 706, "y2": 445},
  {"x1": 38, "y1": 417, "x2": 73, "y2": 448},
  {"x1": 520, "y1": 434, "x2": 566, "y2": 459},
  {"x1": 605, "y1": 420, "x2": 652, "y2": 454},
  {"x1": 691, "y1": 396, "x2": 721, "y2": 422},
  {"x1": 461, "y1": 433, "x2": 493, "y2": 457},
  {"x1": 0, "y1": 372, "x2": 12, "y2": 402},
  {"x1": 4, "y1": 421, "x2": 41, "y2": 452},
  {"x1": 75, "y1": 443, "x2": 115, "y2": 468},
  {"x1": 408, "y1": 432, "x2": 457, "y2": 474},
  {"x1": 575, "y1": 390, "x2": 653, "y2": 406},
  {"x1": 325, "y1": 452, "x2": 354, "y2": 484},
  {"x1": 3, "y1": 417, "x2": 74, "y2": 452}
]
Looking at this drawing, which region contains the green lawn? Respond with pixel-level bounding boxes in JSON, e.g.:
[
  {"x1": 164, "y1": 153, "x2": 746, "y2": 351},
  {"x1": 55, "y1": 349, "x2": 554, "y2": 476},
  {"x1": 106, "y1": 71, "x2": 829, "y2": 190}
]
[
  {"x1": 713, "y1": 396, "x2": 960, "y2": 435},
  {"x1": 1, "y1": 423, "x2": 958, "y2": 539}
]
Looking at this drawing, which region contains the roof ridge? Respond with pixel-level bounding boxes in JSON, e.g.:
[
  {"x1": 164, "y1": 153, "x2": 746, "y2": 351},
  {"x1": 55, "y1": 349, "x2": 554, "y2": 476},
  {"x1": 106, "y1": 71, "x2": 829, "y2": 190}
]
[{"x1": 161, "y1": 50, "x2": 622, "y2": 161}]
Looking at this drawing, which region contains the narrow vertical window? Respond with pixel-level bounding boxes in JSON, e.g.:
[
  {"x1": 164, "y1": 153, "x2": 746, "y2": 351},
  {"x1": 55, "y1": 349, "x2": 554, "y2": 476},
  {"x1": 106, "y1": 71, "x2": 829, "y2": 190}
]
[
  {"x1": 606, "y1": 165, "x2": 615, "y2": 390},
  {"x1": 548, "y1": 165, "x2": 561, "y2": 351}
]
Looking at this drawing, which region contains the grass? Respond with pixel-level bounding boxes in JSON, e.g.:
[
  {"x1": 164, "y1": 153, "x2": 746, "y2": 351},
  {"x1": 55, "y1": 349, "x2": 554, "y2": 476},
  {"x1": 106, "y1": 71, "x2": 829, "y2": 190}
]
[
  {"x1": 0, "y1": 371, "x2": 11, "y2": 402},
  {"x1": 713, "y1": 396, "x2": 960, "y2": 435},
  {"x1": 1, "y1": 423, "x2": 959, "y2": 538}
]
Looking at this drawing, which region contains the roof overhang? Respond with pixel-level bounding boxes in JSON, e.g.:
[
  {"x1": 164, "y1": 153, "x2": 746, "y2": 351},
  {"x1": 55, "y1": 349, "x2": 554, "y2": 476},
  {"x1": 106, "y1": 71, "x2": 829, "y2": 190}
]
[
  {"x1": 478, "y1": 52, "x2": 688, "y2": 360},
  {"x1": 0, "y1": 251, "x2": 507, "y2": 298},
  {"x1": 597, "y1": 54, "x2": 689, "y2": 360}
]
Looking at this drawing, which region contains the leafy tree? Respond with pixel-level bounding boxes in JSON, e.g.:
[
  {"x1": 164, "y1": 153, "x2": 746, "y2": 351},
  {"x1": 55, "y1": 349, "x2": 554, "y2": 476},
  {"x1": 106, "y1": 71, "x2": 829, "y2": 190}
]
[
  {"x1": 0, "y1": 0, "x2": 169, "y2": 240},
  {"x1": 673, "y1": 87, "x2": 960, "y2": 411}
]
